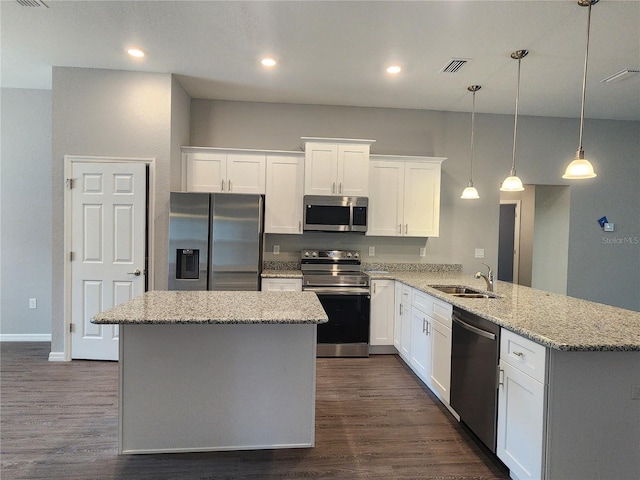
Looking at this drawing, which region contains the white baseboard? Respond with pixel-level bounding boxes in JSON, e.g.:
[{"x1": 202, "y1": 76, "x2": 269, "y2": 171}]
[
  {"x1": 48, "y1": 351, "x2": 67, "y2": 362},
  {"x1": 0, "y1": 334, "x2": 51, "y2": 342}
]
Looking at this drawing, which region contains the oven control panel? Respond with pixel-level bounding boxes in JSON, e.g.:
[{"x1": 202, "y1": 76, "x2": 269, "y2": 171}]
[{"x1": 301, "y1": 250, "x2": 360, "y2": 260}]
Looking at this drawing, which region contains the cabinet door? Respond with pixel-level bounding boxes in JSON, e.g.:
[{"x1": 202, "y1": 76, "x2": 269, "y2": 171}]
[
  {"x1": 403, "y1": 162, "x2": 441, "y2": 237},
  {"x1": 393, "y1": 282, "x2": 403, "y2": 351},
  {"x1": 430, "y1": 318, "x2": 452, "y2": 404},
  {"x1": 261, "y1": 278, "x2": 303, "y2": 292},
  {"x1": 368, "y1": 161, "x2": 404, "y2": 236},
  {"x1": 337, "y1": 144, "x2": 369, "y2": 196},
  {"x1": 410, "y1": 306, "x2": 432, "y2": 383},
  {"x1": 226, "y1": 153, "x2": 266, "y2": 194},
  {"x1": 497, "y1": 360, "x2": 545, "y2": 480},
  {"x1": 265, "y1": 155, "x2": 304, "y2": 234},
  {"x1": 185, "y1": 152, "x2": 226, "y2": 192},
  {"x1": 304, "y1": 143, "x2": 338, "y2": 195},
  {"x1": 370, "y1": 280, "x2": 395, "y2": 346}
]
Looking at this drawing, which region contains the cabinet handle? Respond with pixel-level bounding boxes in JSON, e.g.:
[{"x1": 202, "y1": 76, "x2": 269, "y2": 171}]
[
  {"x1": 228, "y1": 179, "x2": 232, "y2": 191},
  {"x1": 513, "y1": 351, "x2": 524, "y2": 357},
  {"x1": 332, "y1": 182, "x2": 336, "y2": 194},
  {"x1": 373, "y1": 283, "x2": 376, "y2": 294},
  {"x1": 400, "y1": 304, "x2": 403, "y2": 316},
  {"x1": 221, "y1": 180, "x2": 225, "y2": 191},
  {"x1": 405, "y1": 224, "x2": 408, "y2": 234},
  {"x1": 422, "y1": 318, "x2": 426, "y2": 334},
  {"x1": 398, "y1": 224, "x2": 402, "y2": 234},
  {"x1": 498, "y1": 367, "x2": 504, "y2": 387},
  {"x1": 339, "y1": 182, "x2": 343, "y2": 194}
]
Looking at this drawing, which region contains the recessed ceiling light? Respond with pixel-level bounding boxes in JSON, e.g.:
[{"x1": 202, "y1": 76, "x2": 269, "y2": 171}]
[
  {"x1": 127, "y1": 47, "x2": 146, "y2": 59},
  {"x1": 261, "y1": 57, "x2": 277, "y2": 68},
  {"x1": 386, "y1": 65, "x2": 402, "y2": 74}
]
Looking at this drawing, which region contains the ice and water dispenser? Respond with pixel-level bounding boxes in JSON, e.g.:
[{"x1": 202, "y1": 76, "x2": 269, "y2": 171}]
[{"x1": 176, "y1": 249, "x2": 200, "y2": 280}]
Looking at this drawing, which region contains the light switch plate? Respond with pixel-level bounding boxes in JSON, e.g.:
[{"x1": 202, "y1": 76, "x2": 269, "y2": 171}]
[
  {"x1": 368, "y1": 246, "x2": 375, "y2": 256},
  {"x1": 29, "y1": 298, "x2": 37, "y2": 309},
  {"x1": 475, "y1": 248, "x2": 485, "y2": 259},
  {"x1": 273, "y1": 244, "x2": 280, "y2": 255},
  {"x1": 419, "y1": 247, "x2": 426, "y2": 257}
]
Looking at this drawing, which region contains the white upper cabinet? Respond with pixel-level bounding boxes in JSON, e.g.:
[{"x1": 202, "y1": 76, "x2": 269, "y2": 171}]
[
  {"x1": 264, "y1": 154, "x2": 304, "y2": 234},
  {"x1": 368, "y1": 156, "x2": 445, "y2": 237},
  {"x1": 182, "y1": 148, "x2": 266, "y2": 194},
  {"x1": 302, "y1": 138, "x2": 374, "y2": 196}
]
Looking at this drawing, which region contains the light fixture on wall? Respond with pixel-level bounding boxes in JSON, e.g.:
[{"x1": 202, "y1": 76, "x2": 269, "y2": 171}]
[
  {"x1": 563, "y1": 0, "x2": 598, "y2": 180},
  {"x1": 500, "y1": 49, "x2": 528, "y2": 192},
  {"x1": 461, "y1": 85, "x2": 481, "y2": 200}
]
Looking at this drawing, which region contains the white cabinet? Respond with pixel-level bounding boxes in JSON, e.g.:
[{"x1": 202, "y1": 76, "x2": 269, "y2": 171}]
[
  {"x1": 409, "y1": 303, "x2": 432, "y2": 383},
  {"x1": 370, "y1": 280, "x2": 395, "y2": 346},
  {"x1": 302, "y1": 138, "x2": 374, "y2": 196},
  {"x1": 264, "y1": 154, "x2": 304, "y2": 234},
  {"x1": 368, "y1": 156, "x2": 445, "y2": 237},
  {"x1": 395, "y1": 283, "x2": 412, "y2": 360},
  {"x1": 429, "y1": 298, "x2": 453, "y2": 404},
  {"x1": 497, "y1": 329, "x2": 547, "y2": 480},
  {"x1": 183, "y1": 149, "x2": 266, "y2": 194},
  {"x1": 261, "y1": 278, "x2": 303, "y2": 292}
]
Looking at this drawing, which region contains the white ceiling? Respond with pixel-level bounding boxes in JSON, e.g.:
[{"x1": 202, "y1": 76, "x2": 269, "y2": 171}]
[{"x1": 2, "y1": 0, "x2": 639, "y2": 120}]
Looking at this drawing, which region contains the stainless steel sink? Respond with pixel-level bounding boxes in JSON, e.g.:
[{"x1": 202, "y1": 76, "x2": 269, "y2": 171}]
[{"x1": 429, "y1": 285, "x2": 497, "y2": 299}]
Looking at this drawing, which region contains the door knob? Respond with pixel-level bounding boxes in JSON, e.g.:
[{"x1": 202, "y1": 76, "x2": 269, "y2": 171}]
[{"x1": 128, "y1": 269, "x2": 142, "y2": 276}]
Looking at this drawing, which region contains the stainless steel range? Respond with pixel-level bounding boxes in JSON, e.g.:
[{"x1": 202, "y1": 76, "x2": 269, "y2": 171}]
[{"x1": 301, "y1": 250, "x2": 370, "y2": 357}]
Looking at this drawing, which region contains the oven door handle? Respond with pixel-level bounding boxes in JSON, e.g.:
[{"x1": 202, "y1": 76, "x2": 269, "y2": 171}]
[{"x1": 303, "y1": 287, "x2": 371, "y2": 296}]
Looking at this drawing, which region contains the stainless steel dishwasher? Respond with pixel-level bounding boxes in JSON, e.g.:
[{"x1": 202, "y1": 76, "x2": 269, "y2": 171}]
[{"x1": 450, "y1": 307, "x2": 500, "y2": 453}]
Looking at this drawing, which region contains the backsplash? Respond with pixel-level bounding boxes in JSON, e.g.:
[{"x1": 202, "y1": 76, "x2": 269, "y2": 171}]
[{"x1": 263, "y1": 260, "x2": 462, "y2": 273}]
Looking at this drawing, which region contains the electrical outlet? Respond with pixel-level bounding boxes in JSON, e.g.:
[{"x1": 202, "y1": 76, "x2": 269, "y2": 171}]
[
  {"x1": 368, "y1": 246, "x2": 375, "y2": 256},
  {"x1": 273, "y1": 244, "x2": 280, "y2": 255},
  {"x1": 419, "y1": 247, "x2": 426, "y2": 257},
  {"x1": 475, "y1": 248, "x2": 485, "y2": 259},
  {"x1": 29, "y1": 298, "x2": 37, "y2": 309}
]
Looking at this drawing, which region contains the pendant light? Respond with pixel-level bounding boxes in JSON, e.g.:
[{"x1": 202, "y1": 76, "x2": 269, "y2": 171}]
[
  {"x1": 461, "y1": 85, "x2": 481, "y2": 199},
  {"x1": 500, "y1": 49, "x2": 528, "y2": 192},
  {"x1": 563, "y1": 0, "x2": 598, "y2": 179}
]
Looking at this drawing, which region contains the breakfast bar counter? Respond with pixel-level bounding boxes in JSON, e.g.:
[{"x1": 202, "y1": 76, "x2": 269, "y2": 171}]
[{"x1": 93, "y1": 291, "x2": 328, "y2": 454}]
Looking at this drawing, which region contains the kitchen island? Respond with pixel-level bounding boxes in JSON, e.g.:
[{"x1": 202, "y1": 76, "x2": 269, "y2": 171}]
[{"x1": 92, "y1": 290, "x2": 328, "y2": 454}]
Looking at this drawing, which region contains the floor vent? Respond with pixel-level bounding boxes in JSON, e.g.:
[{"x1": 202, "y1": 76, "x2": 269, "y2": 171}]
[
  {"x1": 16, "y1": 0, "x2": 49, "y2": 7},
  {"x1": 440, "y1": 58, "x2": 470, "y2": 73}
]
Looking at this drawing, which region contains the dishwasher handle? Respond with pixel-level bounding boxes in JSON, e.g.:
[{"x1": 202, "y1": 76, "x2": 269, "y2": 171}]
[{"x1": 452, "y1": 313, "x2": 496, "y2": 340}]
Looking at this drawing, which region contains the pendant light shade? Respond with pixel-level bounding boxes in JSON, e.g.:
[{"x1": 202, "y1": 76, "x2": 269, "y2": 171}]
[
  {"x1": 500, "y1": 50, "x2": 528, "y2": 192},
  {"x1": 563, "y1": 0, "x2": 598, "y2": 180},
  {"x1": 461, "y1": 85, "x2": 481, "y2": 200}
]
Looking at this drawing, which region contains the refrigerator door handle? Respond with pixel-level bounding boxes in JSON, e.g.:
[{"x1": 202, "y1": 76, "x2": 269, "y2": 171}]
[{"x1": 258, "y1": 195, "x2": 264, "y2": 234}]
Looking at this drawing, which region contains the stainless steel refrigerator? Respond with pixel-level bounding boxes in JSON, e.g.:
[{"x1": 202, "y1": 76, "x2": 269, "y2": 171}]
[{"x1": 168, "y1": 192, "x2": 263, "y2": 291}]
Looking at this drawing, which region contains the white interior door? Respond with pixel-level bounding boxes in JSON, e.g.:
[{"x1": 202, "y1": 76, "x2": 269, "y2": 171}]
[{"x1": 70, "y1": 161, "x2": 146, "y2": 360}]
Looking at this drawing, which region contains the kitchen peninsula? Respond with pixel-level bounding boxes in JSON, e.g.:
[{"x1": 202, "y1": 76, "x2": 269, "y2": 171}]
[{"x1": 92, "y1": 290, "x2": 327, "y2": 454}]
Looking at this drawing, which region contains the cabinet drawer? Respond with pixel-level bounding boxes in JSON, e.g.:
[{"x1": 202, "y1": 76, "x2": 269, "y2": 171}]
[
  {"x1": 431, "y1": 298, "x2": 452, "y2": 327},
  {"x1": 412, "y1": 290, "x2": 433, "y2": 313},
  {"x1": 500, "y1": 329, "x2": 547, "y2": 383},
  {"x1": 401, "y1": 284, "x2": 412, "y2": 304}
]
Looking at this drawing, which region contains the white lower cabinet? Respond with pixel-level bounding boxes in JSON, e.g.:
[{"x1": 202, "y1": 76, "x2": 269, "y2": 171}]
[
  {"x1": 409, "y1": 304, "x2": 432, "y2": 383},
  {"x1": 396, "y1": 284, "x2": 412, "y2": 360},
  {"x1": 497, "y1": 329, "x2": 547, "y2": 480},
  {"x1": 261, "y1": 278, "x2": 302, "y2": 292},
  {"x1": 429, "y1": 300, "x2": 453, "y2": 404},
  {"x1": 369, "y1": 280, "x2": 395, "y2": 346}
]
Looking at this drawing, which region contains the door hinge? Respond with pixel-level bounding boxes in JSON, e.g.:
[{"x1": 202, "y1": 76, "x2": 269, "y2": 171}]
[
  {"x1": 66, "y1": 178, "x2": 74, "y2": 189},
  {"x1": 70, "y1": 323, "x2": 75, "y2": 333},
  {"x1": 69, "y1": 251, "x2": 74, "y2": 262}
]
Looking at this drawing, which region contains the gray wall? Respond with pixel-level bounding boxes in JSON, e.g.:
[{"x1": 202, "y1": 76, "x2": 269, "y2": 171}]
[
  {"x1": 190, "y1": 99, "x2": 640, "y2": 311},
  {"x1": 1, "y1": 88, "x2": 53, "y2": 339},
  {"x1": 51, "y1": 67, "x2": 177, "y2": 355}
]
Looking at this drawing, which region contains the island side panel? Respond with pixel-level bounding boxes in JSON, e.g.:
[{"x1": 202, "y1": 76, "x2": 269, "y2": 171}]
[
  {"x1": 119, "y1": 323, "x2": 317, "y2": 454},
  {"x1": 544, "y1": 350, "x2": 640, "y2": 479}
]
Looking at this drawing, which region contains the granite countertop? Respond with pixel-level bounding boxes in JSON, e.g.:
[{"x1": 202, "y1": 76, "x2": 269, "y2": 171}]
[
  {"x1": 261, "y1": 269, "x2": 303, "y2": 278},
  {"x1": 92, "y1": 291, "x2": 328, "y2": 325},
  {"x1": 368, "y1": 271, "x2": 640, "y2": 352}
]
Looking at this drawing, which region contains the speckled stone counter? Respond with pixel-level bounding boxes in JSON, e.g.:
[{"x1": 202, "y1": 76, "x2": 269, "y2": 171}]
[
  {"x1": 93, "y1": 290, "x2": 326, "y2": 324},
  {"x1": 367, "y1": 271, "x2": 640, "y2": 352},
  {"x1": 260, "y1": 269, "x2": 303, "y2": 279}
]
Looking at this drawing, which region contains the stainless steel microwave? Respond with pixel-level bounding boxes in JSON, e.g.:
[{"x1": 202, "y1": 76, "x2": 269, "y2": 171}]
[{"x1": 303, "y1": 195, "x2": 368, "y2": 233}]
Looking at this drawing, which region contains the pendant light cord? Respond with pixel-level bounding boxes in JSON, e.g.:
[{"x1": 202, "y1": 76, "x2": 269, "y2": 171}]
[
  {"x1": 469, "y1": 89, "x2": 476, "y2": 183},
  {"x1": 511, "y1": 57, "x2": 522, "y2": 176},
  {"x1": 578, "y1": 1, "x2": 592, "y2": 155}
]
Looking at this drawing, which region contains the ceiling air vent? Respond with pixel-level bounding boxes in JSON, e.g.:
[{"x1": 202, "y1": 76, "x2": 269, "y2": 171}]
[
  {"x1": 16, "y1": 0, "x2": 49, "y2": 6},
  {"x1": 440, "y1": 58, "x2": 471, "y2": 74}
]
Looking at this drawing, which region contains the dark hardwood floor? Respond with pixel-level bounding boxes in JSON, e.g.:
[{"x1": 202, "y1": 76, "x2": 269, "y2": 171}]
[{"x1": 1, "y1": 342, "x2": 508, "y2": 480}]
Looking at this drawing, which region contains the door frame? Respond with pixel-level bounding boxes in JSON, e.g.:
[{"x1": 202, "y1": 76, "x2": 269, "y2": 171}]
[
  {"x1": 499, "y1": 199, "x2": 521, "y2": 283},
  {"x1": 63, "y1": 155, "x2": 156, "y2": 361}
]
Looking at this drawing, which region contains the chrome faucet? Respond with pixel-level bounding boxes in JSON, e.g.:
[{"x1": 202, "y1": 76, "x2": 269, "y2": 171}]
[{"x1": 474, "y1": 263, "x2": 494, "y2": 292}]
